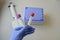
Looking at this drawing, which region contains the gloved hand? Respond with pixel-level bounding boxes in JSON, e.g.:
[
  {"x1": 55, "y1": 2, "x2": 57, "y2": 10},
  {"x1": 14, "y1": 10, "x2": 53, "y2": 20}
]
[{"x1": 10, "y1": 25, "x2": 35, "y2": 40}]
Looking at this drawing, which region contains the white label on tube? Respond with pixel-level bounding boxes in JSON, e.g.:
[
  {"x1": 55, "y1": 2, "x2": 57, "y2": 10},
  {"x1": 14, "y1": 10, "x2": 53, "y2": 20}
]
[{"x1": 28, "y1": 16, "x2": 32, "y2": 25}]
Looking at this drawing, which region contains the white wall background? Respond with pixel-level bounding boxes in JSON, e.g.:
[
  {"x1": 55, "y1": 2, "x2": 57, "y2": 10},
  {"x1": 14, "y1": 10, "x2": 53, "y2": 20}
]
[{"x1": 0, "y1": 0, "x2": 60, "y2": 40}]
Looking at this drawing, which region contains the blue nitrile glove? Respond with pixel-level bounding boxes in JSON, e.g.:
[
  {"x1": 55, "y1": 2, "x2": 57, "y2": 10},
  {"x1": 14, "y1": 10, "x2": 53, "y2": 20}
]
[{"x1": 10, "y1": 25, "x2": 35, "y2": 40}]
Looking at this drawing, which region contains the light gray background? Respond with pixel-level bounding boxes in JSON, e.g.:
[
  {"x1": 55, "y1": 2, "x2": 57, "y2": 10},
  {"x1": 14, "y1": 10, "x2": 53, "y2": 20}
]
[{"x1": 0, "y1": 0, "x2": 60, "y2": 40}]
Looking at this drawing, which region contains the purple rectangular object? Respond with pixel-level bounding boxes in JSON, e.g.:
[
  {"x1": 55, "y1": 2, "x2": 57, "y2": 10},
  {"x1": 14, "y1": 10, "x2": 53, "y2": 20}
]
[{"x1": 24, "y1": 7, "x2": 44, "y2": 23}]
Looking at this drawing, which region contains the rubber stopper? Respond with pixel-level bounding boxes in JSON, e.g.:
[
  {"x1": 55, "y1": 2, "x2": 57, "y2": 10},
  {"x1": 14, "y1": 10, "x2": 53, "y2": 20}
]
[
  {"x1": 17, "y1": 14, "x2": 21, "y2": 18},
  {"x1": 30, "y1": 12, "x2": 34, "y2": 17}
]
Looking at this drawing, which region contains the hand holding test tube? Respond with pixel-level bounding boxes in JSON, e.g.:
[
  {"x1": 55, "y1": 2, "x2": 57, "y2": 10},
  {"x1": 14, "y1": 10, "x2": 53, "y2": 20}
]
[{"x1": 8, "y1": 2, "x2": 35, "y2": 40}]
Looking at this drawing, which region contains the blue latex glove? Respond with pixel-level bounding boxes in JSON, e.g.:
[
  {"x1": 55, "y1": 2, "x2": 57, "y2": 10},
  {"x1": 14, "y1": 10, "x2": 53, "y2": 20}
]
[{"x1": 10, "y1": 25, "x2": 35, "y2": 40}]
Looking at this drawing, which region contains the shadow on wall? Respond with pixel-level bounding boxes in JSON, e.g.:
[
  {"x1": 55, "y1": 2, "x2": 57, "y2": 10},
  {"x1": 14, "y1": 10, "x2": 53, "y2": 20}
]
[
  {"x1": 0, "y1": 0, "x2": 6, "y2": 11},
  {"x1": 32, "y1": 13, "x2": 54, "y2": 29}
]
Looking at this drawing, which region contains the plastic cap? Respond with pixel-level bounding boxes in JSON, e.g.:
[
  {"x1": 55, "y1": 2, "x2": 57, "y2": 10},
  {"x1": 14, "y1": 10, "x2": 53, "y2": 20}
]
[
  {"x1": 30, "y1": 12, "x2": 34, "y2": 17},
  {"x1": 17, "y1": 14, "x2": 21, "y2": 18}
]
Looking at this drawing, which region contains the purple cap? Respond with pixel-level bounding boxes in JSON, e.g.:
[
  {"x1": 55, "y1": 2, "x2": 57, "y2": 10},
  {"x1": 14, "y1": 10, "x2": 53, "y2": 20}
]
[{"x1": 17, "y1": 14, "x2": 21, "y2": 19}]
